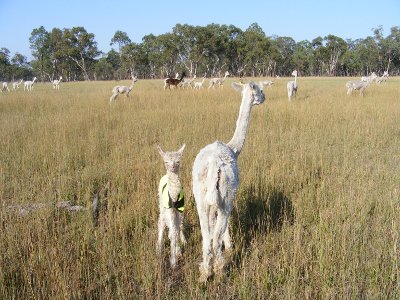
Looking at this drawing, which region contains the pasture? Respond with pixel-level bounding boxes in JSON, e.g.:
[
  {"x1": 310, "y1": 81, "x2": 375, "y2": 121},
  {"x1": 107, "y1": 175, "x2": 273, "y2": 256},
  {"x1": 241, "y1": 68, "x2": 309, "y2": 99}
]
[{"x1": 0, "y1": 77, "x2": 399, "y2": 298}]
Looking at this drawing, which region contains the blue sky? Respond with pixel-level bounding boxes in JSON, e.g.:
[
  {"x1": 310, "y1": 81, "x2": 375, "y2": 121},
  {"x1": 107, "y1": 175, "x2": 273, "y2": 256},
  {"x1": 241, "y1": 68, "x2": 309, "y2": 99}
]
[{"x1": 0, "y1": 0, "x2": 399, "y2": 59}]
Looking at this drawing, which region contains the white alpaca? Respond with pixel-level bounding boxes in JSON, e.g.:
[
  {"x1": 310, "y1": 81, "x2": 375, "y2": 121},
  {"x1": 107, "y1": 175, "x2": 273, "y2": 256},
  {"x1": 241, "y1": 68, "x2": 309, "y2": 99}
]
[
  {"x1": 346, "y1": 80, "x2": 370, "y2": 96},
  {"x1": 156, "y1": 144, "x2": 187, "y2": 268},
  {"x1": 24, "y1": 77, "x2": 37, "y2": 91},
  {"x1": 192, "y1": 81, "x2": 265, "y2": 282},
  {"x1": 1, "y1": 82, "x2": 10, "y2": 92},
  {"x1": 287, "y1": 70, "x2": 298, "y2": 101},
  {"x1": 52, "y1": 76, "x2": 62, "y2": 90},
  {"x1": 12, "y1": 79, "x2": 23, "y2": 91},
  {"x1": 361, "y1": 72, "x2": 377, "y2": 83},
  {"x1": 180, "y1": 75, "x2": 197, "y2": 89},
  {"x1": 259, "y1": 80, "x2": 274, "y2": 89},
  {"x1": 109, "y1": 76, "x2": 138, "y2": 102},
  {"x1": 375, "y1": 71, "x2": 389, "y2": 84},
  {"x1": 194, "y1": 77, "x2": 206, "y2": 90},
  {"x1": 208, "y1": 71, "x2": 230, "y2": 89}
]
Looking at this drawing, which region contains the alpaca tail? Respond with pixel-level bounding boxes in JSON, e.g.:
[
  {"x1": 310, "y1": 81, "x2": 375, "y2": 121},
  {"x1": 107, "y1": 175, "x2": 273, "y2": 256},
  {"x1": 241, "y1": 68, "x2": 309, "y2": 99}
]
[{"x1": 204, "y1": 163, "x2": 220, "y2": 206}]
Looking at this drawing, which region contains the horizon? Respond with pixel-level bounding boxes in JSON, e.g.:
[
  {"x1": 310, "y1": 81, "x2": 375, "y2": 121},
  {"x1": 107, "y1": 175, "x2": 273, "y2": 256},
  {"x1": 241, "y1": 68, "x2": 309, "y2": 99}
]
[{"x1": 1, "y1": 0, "x2": 399, "y2": 59}]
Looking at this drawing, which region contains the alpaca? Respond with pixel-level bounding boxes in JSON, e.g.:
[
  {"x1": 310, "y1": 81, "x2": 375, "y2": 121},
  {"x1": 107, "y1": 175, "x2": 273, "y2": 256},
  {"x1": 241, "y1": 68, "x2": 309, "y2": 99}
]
[
  {"x1": 194, "y1": 77, "x2": 206, "y2": 90},
  {"x1": 208, "y1": 71, "x2": 230, "y2": 89},
  {"x1": 157, "y1": 144, "x2": 187, "y2": 268},
  {"x1": 192, "y1": 81, "x2": 265, "y2": 282},
  {"x1": 180, "y1": 75, "x2": 197, "y2": 89},
  {"x1": 24, "y1": 77, "x2": 37, "y2": 91},
  {"x1": 361, "y1": 72, "x2": 377, "y2": 83},
  {"x1": 164, "y1": 72, "x2": 186, "y2": 90},
  {"x1": 375, "y1": 71, "x2": 389, "y2": 84},
  {"x1": 259, "y1": 80, "x2": 274, "y2": 89},
  {"x1": 1, "y1": 82, "x2": 10, "y2": 92},
  {"x1": 12, "y1": 79, "x2": 23, "y2": 91},
  {"x1": 109, "y1": 76, "x2": 138, "y2": 102},
  {"x1": 287, "y1": 70, "x2": 298, "y2": 101},
  {"x1": 346, "y1": 80, "x2": 370, "y2": 96},
  {"x1": 52, "y1": 76, "x2": 62, "y2": 89}
]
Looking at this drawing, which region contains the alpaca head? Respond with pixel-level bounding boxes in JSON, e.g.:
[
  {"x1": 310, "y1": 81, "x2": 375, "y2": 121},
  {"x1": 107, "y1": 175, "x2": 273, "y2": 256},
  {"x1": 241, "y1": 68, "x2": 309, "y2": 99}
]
[
  {"x1": 157, "y1": 144, "x2": 186, "y2": 174},
  {"x1": 231, "y1": 81, "x2": 265, "y2": 105},
  {"x1": 225, "y1": 71, "x2": 230, "y2": 77},
  {"x1": 132, "y1": 76, "x2": 138, "y2": 83},
  {"x1": 291, "y1": 70, "x2": 298, "y2": 77}
]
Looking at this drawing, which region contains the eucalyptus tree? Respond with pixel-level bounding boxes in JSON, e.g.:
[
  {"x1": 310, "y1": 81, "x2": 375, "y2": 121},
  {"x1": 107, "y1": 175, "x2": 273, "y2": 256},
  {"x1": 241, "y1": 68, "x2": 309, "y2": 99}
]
[
  {"x1": 63, "y1": 26, "x2": 100, "y2": 80},
  {"x1": 29, "y1": 26, "x2": 52, "y2": 80},
  {"x1": 0, "y1": 48, "x2": 11, "y2": 80}
]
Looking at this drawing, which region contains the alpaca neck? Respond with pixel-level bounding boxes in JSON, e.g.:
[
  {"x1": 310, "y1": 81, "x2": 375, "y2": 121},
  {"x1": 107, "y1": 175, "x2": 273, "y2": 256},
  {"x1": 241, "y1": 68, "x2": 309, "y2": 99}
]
[
  {"x1": 227, "y1": 88, "x2": 253, "y2": 156},
  {"x1": 221, "y1": 74, "x2": 227, "y2": 83},
  {"x1": 294, "y1": 75, "x2": 297, "y2": 85},
  {"x1": 166, "y1": 171, "x2": 181, "y2": 199}
]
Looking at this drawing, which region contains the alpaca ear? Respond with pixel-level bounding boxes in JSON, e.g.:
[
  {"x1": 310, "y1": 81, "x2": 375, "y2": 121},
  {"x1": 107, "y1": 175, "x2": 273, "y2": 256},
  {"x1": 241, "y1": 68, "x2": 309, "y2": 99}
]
[
  {"x1": 177, "y1": 144, "x2": 186, "y2": 155},
  {"x1": 157, "y1": 145, "x2": 165, "y2": 157},
  {"x1": 231, "y1": 82, "x2": 243, "y2": 92}
]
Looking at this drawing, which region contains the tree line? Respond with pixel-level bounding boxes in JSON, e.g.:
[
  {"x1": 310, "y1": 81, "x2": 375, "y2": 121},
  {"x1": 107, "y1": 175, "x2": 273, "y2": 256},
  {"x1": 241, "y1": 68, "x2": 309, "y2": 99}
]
[{"x1": 1, "y1": 23, "x2": 399, "y2": 82}]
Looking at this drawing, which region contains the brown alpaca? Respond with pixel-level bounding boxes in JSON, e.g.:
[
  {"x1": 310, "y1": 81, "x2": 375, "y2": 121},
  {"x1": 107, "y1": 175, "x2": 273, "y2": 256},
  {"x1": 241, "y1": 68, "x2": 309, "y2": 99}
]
[{"x1": 164, "y1": 72, "x2": 186, "y2": 90}]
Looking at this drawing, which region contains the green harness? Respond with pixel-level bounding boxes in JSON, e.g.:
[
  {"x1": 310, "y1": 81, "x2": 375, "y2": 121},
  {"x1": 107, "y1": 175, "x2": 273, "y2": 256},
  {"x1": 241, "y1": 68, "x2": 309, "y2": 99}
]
[{"x1": 159, "y1": 175, "x2": 185, "y2": 213}]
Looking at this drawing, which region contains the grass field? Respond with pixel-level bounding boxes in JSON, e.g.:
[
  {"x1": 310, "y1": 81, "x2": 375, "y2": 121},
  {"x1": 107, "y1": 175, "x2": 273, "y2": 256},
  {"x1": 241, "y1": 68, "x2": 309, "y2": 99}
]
[{"x1": 0, "y1": 77, "x2": 399, "y2": 299}]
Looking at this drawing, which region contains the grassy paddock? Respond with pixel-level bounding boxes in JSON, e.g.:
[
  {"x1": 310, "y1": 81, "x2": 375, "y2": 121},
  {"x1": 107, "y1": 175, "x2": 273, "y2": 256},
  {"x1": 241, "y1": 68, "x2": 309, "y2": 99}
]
[{"x1": 0, "y1": 77, "x2": 399, "y2": 298}]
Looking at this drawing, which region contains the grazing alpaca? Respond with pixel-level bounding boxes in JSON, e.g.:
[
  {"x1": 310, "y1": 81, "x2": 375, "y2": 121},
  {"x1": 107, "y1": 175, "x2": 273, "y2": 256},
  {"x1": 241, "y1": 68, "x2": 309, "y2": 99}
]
[
  {"x1": 24, "y1": 77, "x2": 37, "y2": 91},
  {"x1": 192, "y1": 81, "x2": 265, "y2": 282},
  {"x1": 52, "y1": 76, "x2": 62, "y2": 90},
  {"x1": 259, "y1": 80, "x2": 274, "y2": 89},
  {"x1": 1, "y1": 82, "x2": 10, "y2": 92},
  {"x1": 157, "y1": 144, "x2": 187, "y2": 268},
  {"x1": 346, "y1": 80, "x2": 370, "y2": 96},
  {"x1": 208, "y1": 71, "x2": 230, "y2": 89},
  {"x1": 109, "y1": 76, "x2": 138, "y2": 102},
  {"x1": 287, "y1": 70, "x2": 298, "y2": 101},
  {"x1": 12, "y1": 79, "x2": 23, "y2": 91},
  {"x1": 375, "y1": 71, "x2": 389, "y2": 84},
  {"x1": 194, "y1": 77, "x2": 206, "y2": 90},
  {"x1": 164, "y1": 72, "x2": 186, "y2": 90}
]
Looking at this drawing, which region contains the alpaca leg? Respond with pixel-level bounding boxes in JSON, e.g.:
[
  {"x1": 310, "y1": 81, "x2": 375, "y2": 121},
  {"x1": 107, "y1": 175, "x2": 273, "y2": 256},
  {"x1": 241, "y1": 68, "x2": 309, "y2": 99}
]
[
  {"x1": 222, "y1": 219, "x2": 231, "y2": 251},
  {"x1": 156, "y1": 216, "x2": 165, "y2": 255},
  {"x1": 198, "y1": 207, "x2": 212, "y2": 282},
  {"x1": 169, "y1": 228, "x2": 179, "y2": 268},
  {"x1": 212, "y1": 210, "x2": 228, "y2": 275},
  {"x1": 179, "y1": 215, "x2": 186, "y2": 246}
]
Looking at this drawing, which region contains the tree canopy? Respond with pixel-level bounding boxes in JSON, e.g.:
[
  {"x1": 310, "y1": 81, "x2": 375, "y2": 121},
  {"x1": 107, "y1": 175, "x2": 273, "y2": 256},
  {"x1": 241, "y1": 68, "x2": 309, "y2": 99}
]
[{"x1": 1, "y1": 23, "x2": 399, "y2": 81}]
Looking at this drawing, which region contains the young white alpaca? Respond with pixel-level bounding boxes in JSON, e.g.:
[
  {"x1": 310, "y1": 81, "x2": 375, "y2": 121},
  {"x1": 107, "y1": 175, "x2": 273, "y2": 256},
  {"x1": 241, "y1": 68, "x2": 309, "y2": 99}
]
[
  {"x1": 1, "y1": 82, "x2": 10, "y2": 92},
  {"x1": 287, "y1": 70, "x2": 298, "y2": 101},
  {"x1": 12, "y1": 79, "x2": 23, "y2": 91},
  {"x1": 192, "y1": 81, "x2": 265, "y2": 282},
  {"x1": 109, "y1": 76, "x2": 138, "y2": 102},
  {"x1": 157, "y1": 144, "x2": 187, "y2": 268},
  {"x1": 208, "y1": 71, "x2": 230, "y2": 89},
  {"x1": 194, "y1": 77, "x2": 206, "y2": 90},
  {"x1": 52, "y1": 76, "x2": 62, "y2": 90},
  {"x1": 346, "y1": 80, "x2": 370, "y2": 96},
  {"x1": 375, "y1": 71, "x2": 389, "y2": 84},
  {"x1": 24, "y1": 77, "x2": 37, "y2": 91}
]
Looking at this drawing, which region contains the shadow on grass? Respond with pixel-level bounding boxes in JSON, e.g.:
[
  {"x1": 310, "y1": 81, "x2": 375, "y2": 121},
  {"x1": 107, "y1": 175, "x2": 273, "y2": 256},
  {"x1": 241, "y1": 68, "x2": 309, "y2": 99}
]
[{"x1": 228, "y1": 183, "x2": 294, "y2": 271}]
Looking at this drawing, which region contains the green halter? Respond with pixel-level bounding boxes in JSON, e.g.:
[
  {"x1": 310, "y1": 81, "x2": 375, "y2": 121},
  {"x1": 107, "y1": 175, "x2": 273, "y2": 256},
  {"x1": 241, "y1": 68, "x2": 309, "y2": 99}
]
[{"x1": 159, "y1": 175, "x2": 185, "y2": 212}]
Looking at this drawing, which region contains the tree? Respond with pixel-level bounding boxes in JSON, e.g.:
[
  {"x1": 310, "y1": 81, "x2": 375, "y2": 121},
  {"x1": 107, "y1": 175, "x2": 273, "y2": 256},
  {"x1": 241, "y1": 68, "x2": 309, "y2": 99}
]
[
  {"x1": 29, "y1": 26, "x2": 51, "y2": 80},
  {"x1": 110, "y1": 30, "x2": 131, "y2": 53},
  {"x1": 63, "y1": 26, "x2": 100, "y2": 80}
]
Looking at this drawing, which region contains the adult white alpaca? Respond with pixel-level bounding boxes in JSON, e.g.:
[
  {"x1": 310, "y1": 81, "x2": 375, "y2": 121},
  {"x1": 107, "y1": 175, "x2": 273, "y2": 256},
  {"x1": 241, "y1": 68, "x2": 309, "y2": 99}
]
[
  {"x1": 157, "y1": 144, "x2": 187, "y2": 268},
  {"x1": 12, "y1": 79, "x2": 23, "y2": 91},
  {"x1": 24, "y1": 77, "x2": 37, "y2": 91},
  {"x1": 192, "y1": 81, "x2": 265, "y2": 282},
  {"x1": 376, "y1": 71, "x2": 389, "y2": 84},
  {"x1": 1, "y1": 82, "x2": 10, "y2": 92},
  {"x1": 208, "y1": 71, "x2": 230, "y2": 89},
  {"x1": 361, "y1": 72, "x2": 377, "y2": 83},
  {"x1": 52, "y1": 76, "x2": 62, "y2": 89},
  {"x1": 287, "y1": 70, "x2": 298, "y2": 101},
  {"x1": 194, "y1": 77, "x2": 206, "y2": 90},
  {"x1": 109, "y1": 76, "x2": 138, "y2": 102},
  {"x1": 180, "y1": 75, "x2": 197, "y2": 89},
  {"x1": 346, "y1": 80, "x2": 370, "y2": 96}
]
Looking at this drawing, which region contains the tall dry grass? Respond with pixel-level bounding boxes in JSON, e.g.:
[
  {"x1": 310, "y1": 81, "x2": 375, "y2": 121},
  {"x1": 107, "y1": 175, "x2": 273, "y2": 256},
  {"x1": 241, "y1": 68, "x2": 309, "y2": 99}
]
[{"x1": 0, "y1": 77, "x2": 399, "y2": 299}]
